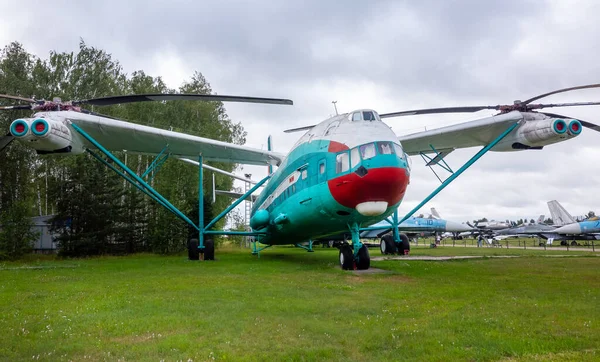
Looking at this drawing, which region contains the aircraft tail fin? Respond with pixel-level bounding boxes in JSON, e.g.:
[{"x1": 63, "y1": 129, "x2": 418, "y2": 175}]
[
  {"x1": 430, "y1": 207, "x2": 442, "y2": 220},
  {"x1": 547, "y1": 200, "x2": 575, "y2": 226},
  {"x1": 536, "y1": 215, "x2": 545, "y2": 224}
]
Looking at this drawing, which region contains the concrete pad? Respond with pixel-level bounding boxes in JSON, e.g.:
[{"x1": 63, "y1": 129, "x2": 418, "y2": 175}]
[
  {"x1": 351, "y1": 267, "x2": 392, "y2": 274},
  {"x1": 370, "y1": 255, "x2": 521, "y2": 261}
]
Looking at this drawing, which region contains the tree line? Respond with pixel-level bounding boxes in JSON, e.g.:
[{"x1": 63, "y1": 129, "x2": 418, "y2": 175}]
[{"x1": 0, "y1": 41, "x2": 247, "y2": 259}]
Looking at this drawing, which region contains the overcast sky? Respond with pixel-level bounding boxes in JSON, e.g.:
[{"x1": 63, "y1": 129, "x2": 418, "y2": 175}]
[{"x1": 2, "y1": 0, "x2": 600, "y2": 222}]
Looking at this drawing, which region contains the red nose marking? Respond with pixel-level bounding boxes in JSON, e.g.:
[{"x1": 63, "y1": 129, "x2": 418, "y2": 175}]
[
  {"x1": 556, "y1": 122, "x2": 564, "y2": 131},
  {"x1": 328, "y1": 167, "x2": 409, "y2": 209},
  {"x1": 15, "y1": 123, "x2": 25, "y2": 133},
  {"x1": 571, "y1": 123, "x2": 580, "y2": 132},
  {"x1": 35, "y1": 122, "x2": 46, "y2": 132}
]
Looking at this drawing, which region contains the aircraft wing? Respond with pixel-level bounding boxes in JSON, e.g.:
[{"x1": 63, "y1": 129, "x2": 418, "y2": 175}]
[
  {"x1": 398, "y1": 111, "x2": 523, "y2": 155},
  {"x1": 60, "y1": 111, "x2": 285, "y2": 166}
]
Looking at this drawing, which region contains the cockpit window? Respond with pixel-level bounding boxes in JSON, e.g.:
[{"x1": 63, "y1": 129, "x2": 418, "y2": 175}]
[
  {"x1": 378, "y1": 141, "x2": 394, "y2": 155},
  {"x1": 359, "y1": 143, "x2": 376, "y2": 160},
  {"x1": 336, "y1": 152, "x2": 350, "y2": 173},
  {"x1": 352, "y1": 112, "x2": 362, "y2": 121},
  {"x1": 393, "y1": 143, "x2": 403, "y2": 156},
  {"x1": 363, "y1": 111, "x2": 376, "y2": 121}
]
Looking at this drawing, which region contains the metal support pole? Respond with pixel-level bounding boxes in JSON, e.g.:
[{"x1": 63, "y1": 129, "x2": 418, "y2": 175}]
[
  {"x1": 142, "y1": 144, "x2": 169, "y2": 178},
  {"x1": 400, "y1": 122, "x2": 519, "y2": 223},
  {"x1": 87, "y1": 150, "x2": 173, "y2": 215},
  {"x1": 392, "y1": 210, "x2": 400, "y2": 243},
  {"x1": 349, "y1": 222, "x2": 362, "y2": 257},
  {"x1": 204, "y1": 175, "x2": 271, "y2": 231},
  {"x1": 199, "y1": 154, "x2": 204, "y2": 249},
  {"x1": 72, "y1": 123, "x2": 199, "y2": 230}
]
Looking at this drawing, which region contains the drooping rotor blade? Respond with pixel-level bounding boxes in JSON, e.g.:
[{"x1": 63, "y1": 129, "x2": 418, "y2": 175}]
[
  {"x1": 0, "y1": 104, "x2": 33, "y2": 111},
  {"x1": 74, "y1": 94, "x2": 294, "y2": 106},
  {"x1": 529, "y1": 101, "x2": 600, "y2": 110},
  {"x1": 0, "y1": 94, "x2": 36, "y2": 103},
  {"x1": 540, "y1": 112, "x2": 600, "y2": 133},
  {"x1": 0, "y1": 133, "x2": 14, "y2": 153},
  {"x1": 379, "y1": 106, "x2": 499, "y2": 119},
  {"x1": 522, "y1": 83, "x2": 600, "y2": 104},
  {"x1": 283, "y1": 124, "x2": 316, "y2": 133}
]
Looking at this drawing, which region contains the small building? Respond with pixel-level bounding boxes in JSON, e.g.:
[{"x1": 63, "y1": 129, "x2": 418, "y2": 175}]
[{"x1": 31, "y1": 215, "x2": 58, "y2": 253}]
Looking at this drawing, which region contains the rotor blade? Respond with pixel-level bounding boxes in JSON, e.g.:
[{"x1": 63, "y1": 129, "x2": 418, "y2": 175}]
[
  {"x1": 540, "y1": 112, "x2": 600, "y2": 133},
  {"x1": 523, "y1": 83, "x2": 600, "y2": 104},
  {"x1": 0, "y1": 104, "x2": 33, "y2": 111},
  {"x1": 283, "y1": 124, "x2": 316, "y2": 133},
  {"x1": 529, "y1": 101, "x2": 600, "y2": 110},
  {"x1": 379, "y1": 106, "x2": 499, "y2": 119},
  {"x1": 0, "y1": 133, "x2": 14, "y2": 153},
  {"x1": 0, "y1": 94, "x2": 36, "y2": 103},
  {"x1": 74, "y1": 94, "x2": 294, "y2": 106}
]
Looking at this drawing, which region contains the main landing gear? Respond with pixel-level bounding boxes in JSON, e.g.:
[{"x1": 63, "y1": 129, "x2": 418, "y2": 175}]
[
  {"x1": 339, "y1": 222, "x2": 370, "y2": 270},
  {"x1": 187, "y1": 238, "x2": 215, "y2": 261},
  {"x1": 380, "y1": 233, "x2": 410, "y2": 255}
]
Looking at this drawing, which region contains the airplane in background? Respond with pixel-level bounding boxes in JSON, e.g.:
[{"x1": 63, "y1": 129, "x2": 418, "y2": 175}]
[
  {"x1": 494, "y1": 215, "x2": 555, "y2": 238},
  {"x1": 547, "y1": 200, "x2": 600, "y2": 235},
  {"x1": 3, "y1": 83, "x2": 600, "y2": 270}
]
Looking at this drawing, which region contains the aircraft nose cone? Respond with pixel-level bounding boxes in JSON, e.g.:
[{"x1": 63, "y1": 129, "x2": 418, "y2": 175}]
[
  {"x1": 328, "y1": 166, "x2": 409, "y2": 210},
  {"x1": 446, "y1": 221, "x2": 473, "y2": 232},
  {"x1": 554, "y1": 223, "x2": 582, "y2": 234}
]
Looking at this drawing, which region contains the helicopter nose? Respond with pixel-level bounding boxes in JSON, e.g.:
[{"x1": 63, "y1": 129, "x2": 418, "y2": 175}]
[{"x1": 328, "y1": 166, "x2": 409, "y2": 216}]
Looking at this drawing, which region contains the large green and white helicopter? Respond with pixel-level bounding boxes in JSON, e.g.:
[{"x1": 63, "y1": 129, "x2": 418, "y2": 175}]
[{"x1": 2, "y1": 84, "x2": 600, "y2": 270}]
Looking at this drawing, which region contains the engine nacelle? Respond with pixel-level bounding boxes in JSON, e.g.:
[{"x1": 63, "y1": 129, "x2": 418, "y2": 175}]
[
  {"x1": 493, "y1": 117, "x2": 581, "y2": 151},
  {"x1": 9, "y1": 117, "x2": 83, "y2": 154}
]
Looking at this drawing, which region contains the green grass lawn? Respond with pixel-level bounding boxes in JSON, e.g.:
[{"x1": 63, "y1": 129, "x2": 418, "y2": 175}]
[{"x1": 1, "y1": 246, "x2": 599, "y2": 361}]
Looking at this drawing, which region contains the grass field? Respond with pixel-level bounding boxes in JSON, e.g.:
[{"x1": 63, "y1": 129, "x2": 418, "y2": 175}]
[{"x1": 1, "y1": 245, "x2": 599, "y2": 361}]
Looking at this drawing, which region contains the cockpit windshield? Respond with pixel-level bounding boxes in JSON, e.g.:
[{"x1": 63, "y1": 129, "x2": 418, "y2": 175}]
[
  {"x1": 363, "y1": 111, "x2": 376, "y2": 121},
  {"x1": 349, "y1": 110, "x2": 380, "y2": 122}
]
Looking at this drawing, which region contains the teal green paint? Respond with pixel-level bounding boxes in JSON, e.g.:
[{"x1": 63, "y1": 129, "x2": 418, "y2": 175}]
[
  {"x1": 349, "y1": 222, "x2": 362, "y2": 257},
  {"x1": 87, "y1": 149, "x2": 194, "y2": 227},
  {"x1": 71, "y1": 123, "x2": 199, "y2": 230},
  {"x1": 392, "y1": 210, "x2": 400, "y2": 243},
  {"x1": 400, "y1": 122, "x2": 519, "y2": 224},
  {"x1": 142, "y1": 145, "x2": 170, "y2": 180},
  {"x1": 198, "y1": 154, "x2": 204, "y2": 248}
]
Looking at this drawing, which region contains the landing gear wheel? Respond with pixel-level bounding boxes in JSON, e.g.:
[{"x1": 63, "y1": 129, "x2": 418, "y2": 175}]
[
  {"x1": 339, "y1": 244, "x2": 354, "y2": 270},
  {"x1": 380, "y1": 234, "x2": 397, "y2": 255},
  {"x1": 356, "y1": 244, "x2": 370, "y2": 270},
  {"x1": 203, "y1": 239, "x2": 215, "y2": 260},
  {"x1": 188, "y1": 239, "x2": 199, "y2": 260},
  {"x1": 570, "y1": 241, "x2": 578, "y2": 246},
  {"x1": 397, "y1": 234, "x2": 411, "y2": 255}
]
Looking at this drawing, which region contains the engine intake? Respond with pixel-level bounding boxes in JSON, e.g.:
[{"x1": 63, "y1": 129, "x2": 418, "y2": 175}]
[
  {"x1": 568, "y1": 119, "x2": 582, "y2": 135},
  {"x1": 10, "y1": 119, "x2": 30, "y2": 137}
]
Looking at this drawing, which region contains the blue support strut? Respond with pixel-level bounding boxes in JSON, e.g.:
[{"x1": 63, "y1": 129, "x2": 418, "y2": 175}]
[
  {"x1": 203, "y1": 174, "x2": 271, "y2": 231},
  {"x1": 142, "y1": 144, "x2": 169, "y2": 178},
  {"x1": 392, "y1": 210, "x2": 400, "y2": 243},
  {"x1": 400, "y1": 122, "x2": 519, "y2": 223},
  {"x1": 199, "y1": 155, "x2": 204, "y2": 249},
  {"x1": 71, "y1": 123, "x2": 199, "y2": 231},
  {"x1": 87, "y1": 150, "x2": 174, "y2": 215}
]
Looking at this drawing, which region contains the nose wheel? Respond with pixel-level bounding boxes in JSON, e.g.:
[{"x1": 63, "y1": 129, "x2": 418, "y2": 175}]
[{"x1": 339, "y1": 222, "x2": 371, "y2": 270}]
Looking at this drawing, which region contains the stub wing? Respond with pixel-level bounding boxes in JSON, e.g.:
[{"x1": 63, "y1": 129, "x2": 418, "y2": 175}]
[
  {"x1": 60, "y1": 111, "x2": 285, "y2": 166},
  {"x1": 398, "y1": 111, "x2": 523, "y2": 155}
]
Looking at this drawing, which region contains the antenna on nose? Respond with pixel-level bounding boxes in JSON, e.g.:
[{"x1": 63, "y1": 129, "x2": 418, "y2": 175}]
[{"x1": 332, "y1": 100, "x2": 338, "y2": 115}]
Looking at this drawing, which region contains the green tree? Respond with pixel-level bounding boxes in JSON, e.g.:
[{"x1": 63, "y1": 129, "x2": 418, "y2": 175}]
[{"x1": 0, "y1": 201, "x2": 37, "y2": 260}]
